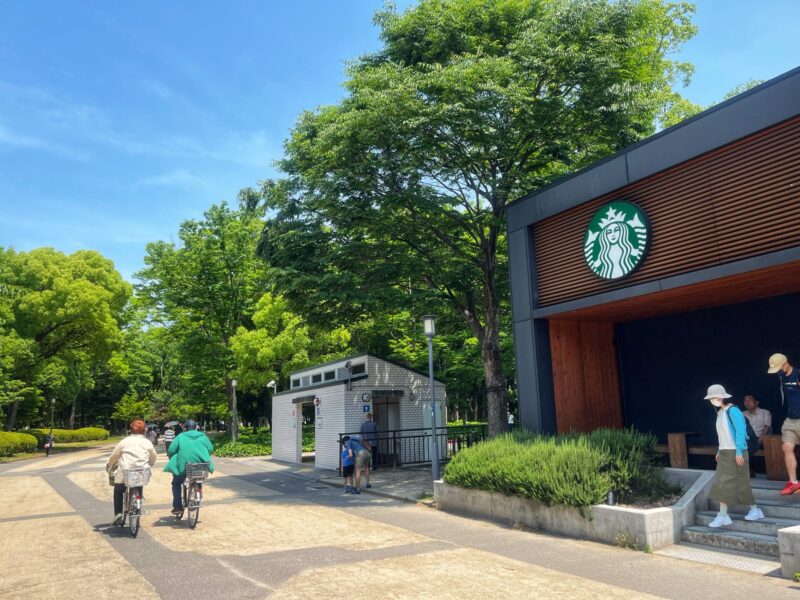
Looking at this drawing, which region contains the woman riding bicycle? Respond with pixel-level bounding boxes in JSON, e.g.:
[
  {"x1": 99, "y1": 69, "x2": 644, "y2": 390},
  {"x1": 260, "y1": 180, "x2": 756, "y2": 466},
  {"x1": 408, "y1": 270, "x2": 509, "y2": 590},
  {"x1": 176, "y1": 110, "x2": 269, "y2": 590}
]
[
  {"x1": 106, "y1": 419, "x2": 157, "y2": 525},
  {"x1": 163, "y1": 419, "x2": 214, "y2": 516}
]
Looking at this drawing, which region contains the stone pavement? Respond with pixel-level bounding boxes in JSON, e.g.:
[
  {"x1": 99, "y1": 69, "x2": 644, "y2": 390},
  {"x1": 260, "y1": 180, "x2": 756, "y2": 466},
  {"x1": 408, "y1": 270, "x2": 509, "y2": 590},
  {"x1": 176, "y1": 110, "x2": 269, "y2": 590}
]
[{"x1": 2, "y1": 445, "x2": 799, "y2": 599}]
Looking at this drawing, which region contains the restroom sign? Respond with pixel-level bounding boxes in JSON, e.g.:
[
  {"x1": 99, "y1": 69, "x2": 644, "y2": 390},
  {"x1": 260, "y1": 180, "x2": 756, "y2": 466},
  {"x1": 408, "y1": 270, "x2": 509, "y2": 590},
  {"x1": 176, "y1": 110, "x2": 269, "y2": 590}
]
[{"x1": 362, "y1": 405, "x2": 371, "y2": 413}]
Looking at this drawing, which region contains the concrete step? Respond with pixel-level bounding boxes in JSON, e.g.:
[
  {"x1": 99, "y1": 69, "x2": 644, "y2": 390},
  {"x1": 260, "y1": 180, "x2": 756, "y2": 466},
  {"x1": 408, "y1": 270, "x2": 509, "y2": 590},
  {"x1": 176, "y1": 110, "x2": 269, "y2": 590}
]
[
  {"x1": 681, "y1": 526, "x2": 779, "y2": 557},
  {"x1": 750, "y1": 478, "x2": 786, "y2": 491},
  {"x1": 710, "y1": 498, "x2": 800, "y2": 520},
  {"x1": 752, "y1": 486, "x2": 800, "y2": 502},
  {"x1": 655, "y1": 542, "x2": 781, "y2": 576},
  {"x1": 696, "y1": 510, "x2": 799, "y2": 536}
]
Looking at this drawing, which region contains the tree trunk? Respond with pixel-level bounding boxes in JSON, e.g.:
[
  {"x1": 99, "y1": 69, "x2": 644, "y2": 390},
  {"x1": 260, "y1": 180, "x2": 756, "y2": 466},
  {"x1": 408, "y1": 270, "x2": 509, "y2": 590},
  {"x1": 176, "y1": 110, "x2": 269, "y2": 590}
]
[
  {"x1": 481, "y1": 266, "x2": 508, "y2": 438},
  {"x1": 68, "y1": 395, "x2": 77, "y2": 429},
  {"x1": 228, "y1": 379, "x2": 240, "y2": 442},
  {"x1": 4, "y1": 401, "x2": 19, "y2": 431}
]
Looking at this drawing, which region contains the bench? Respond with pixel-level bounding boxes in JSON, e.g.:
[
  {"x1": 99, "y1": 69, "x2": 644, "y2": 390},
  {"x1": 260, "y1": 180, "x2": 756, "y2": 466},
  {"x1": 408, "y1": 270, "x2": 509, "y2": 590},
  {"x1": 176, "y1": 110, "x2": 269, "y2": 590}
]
[{"x1": 656, "y1": 433, "x2": 785, "y2": 480}]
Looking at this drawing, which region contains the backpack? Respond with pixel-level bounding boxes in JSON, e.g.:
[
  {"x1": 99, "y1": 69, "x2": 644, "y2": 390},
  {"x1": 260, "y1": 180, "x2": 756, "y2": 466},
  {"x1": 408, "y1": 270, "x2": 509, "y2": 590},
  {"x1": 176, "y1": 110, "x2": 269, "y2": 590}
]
[{"x1": 726, "y1": 408, "x2": 759, "y2": 457}]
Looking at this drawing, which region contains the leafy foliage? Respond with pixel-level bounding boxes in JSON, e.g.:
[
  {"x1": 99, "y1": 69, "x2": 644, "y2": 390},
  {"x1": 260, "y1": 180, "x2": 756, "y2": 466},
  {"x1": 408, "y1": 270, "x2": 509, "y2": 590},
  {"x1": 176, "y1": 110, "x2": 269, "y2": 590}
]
[
  {"x1": 0, "y1": 431, "x2": 38, "y2": 456},
  {"x1": 212, "y1": 425, "x2": 315, "y2": 457},
  {"x1": 0, "y1": 247, "x2": 131, "y2": 429},
  {"x1": 259, "y1": 0, "x2": 698, "y2": 435},
  {"x1": 28, "y1": 427, "x2": 109, "y2": 446},
  {"x1": 443, "y1": 428, "x2": 678, "y2": 508}
]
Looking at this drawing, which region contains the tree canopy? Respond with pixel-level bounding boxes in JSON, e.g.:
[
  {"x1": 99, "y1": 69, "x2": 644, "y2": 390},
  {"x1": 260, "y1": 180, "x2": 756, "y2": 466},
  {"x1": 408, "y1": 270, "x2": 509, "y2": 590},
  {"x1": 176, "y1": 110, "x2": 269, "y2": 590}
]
[{"x1": 258, "y1": 0, "x2": 697, "y2": 435}]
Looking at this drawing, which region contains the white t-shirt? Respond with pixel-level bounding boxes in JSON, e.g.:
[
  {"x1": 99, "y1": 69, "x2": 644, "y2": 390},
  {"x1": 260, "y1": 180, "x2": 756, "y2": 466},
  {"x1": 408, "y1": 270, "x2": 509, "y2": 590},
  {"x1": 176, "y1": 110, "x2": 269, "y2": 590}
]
[{"x1": 716, "y1": 406, "x2": 736, "y2": 450}]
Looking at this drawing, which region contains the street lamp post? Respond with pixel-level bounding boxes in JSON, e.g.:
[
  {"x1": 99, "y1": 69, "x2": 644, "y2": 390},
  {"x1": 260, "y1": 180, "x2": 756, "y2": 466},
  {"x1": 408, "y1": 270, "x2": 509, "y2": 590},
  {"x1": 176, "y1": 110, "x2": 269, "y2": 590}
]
[
  {"x1": 49, "y1": 398, "x2": 56, "y2": 431},
  {"x1": 266, "y1": 380, "x2": 277, "y2": 431},
  {"x1": 422, "y1": 315, "x2": 440, "y2": 481},
  {"x1": 230, "y1": 379, "x2": 239, "y2": 442}
]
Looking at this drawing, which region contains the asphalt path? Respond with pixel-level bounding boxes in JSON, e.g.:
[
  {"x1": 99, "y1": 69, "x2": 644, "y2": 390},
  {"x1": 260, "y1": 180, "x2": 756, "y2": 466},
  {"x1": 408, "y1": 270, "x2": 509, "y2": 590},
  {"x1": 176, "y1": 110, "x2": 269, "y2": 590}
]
[{"x1": 1, "y1": 446, "x2": 798, "y2": 599}]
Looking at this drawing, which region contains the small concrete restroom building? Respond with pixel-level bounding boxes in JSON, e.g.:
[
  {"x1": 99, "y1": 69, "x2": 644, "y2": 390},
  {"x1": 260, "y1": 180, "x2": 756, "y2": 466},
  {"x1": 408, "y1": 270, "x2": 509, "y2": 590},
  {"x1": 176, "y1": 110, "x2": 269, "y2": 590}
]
[{"x1": 271, "y1": 354, "x2": 447, "y2": 470}]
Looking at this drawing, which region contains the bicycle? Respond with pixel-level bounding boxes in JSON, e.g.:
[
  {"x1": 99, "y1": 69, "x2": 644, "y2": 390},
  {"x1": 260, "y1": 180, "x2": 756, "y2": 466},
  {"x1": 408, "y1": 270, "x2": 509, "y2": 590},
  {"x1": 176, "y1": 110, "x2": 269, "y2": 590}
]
[
  {"x1": 120, "y1": 468, "x2": 150, "y2": 538},
  {"x1": 176, "y1": 462, "x2": 210, "y2": 529}
]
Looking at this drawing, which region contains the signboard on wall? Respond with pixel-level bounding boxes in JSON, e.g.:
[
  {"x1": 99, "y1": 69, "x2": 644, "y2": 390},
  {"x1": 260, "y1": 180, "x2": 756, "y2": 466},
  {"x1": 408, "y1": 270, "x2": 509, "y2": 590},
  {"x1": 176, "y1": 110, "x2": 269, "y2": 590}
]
[
  {"x1": 362, "y1": 404, "x2": 371, "y2": 413},
  {"x1": 584, "y1": 201, "x2": 649, "y2": 280}
]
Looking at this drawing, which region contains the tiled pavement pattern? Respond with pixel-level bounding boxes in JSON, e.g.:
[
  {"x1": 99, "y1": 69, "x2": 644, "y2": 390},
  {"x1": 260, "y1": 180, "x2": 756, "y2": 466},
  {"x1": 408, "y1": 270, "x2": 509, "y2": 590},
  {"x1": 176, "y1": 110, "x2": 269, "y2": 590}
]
[{"x1": 1, "y1": 447, "x2": 798, "y2": 599}]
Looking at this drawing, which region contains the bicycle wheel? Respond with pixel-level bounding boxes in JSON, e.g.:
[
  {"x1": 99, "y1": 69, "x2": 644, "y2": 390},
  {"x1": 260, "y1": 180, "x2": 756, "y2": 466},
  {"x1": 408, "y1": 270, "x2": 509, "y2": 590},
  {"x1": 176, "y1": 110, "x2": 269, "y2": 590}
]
[
  {"x1": 186, "y1": 482, "x2": 200, "y2": 529},
  {"x1": 128, "y1": 488, "x2": 141, "y2": 538}
]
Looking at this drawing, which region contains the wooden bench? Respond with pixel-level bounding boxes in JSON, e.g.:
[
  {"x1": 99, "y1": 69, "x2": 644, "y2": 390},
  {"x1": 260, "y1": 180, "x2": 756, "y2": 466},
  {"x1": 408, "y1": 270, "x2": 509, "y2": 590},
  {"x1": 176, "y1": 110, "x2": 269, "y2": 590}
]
[{"x1": 656, "y1": 433, "x2": 785, "y2": 480}]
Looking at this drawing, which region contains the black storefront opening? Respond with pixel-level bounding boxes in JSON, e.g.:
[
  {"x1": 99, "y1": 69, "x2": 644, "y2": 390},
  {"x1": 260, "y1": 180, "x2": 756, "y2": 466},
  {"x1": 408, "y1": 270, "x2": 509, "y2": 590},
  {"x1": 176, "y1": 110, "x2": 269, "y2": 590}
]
[{"x1": 616, "y1": 292, "x2": 795, "y2": 451}]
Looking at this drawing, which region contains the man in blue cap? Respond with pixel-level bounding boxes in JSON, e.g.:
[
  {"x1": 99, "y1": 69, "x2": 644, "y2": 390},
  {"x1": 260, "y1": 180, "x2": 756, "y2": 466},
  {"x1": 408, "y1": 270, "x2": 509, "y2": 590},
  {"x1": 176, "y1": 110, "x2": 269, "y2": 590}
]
[{"x1": 163, "y1": 419, "x2": 215, "y2": 516}]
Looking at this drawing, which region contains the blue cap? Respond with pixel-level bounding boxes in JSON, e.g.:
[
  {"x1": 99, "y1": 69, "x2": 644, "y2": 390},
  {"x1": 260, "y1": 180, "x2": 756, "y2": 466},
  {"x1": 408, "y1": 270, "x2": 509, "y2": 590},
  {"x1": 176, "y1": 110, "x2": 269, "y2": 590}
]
[{"x1": 185, "y1": 419, "x2": 198, "y2": 430}]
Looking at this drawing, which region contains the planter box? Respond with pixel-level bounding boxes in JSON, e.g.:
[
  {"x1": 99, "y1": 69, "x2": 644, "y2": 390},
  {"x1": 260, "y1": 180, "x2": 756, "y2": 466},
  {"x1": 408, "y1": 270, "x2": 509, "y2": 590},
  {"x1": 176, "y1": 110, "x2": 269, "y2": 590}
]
[{"x1": 434, "y1": 468, "x2": 714, "y2": 551}]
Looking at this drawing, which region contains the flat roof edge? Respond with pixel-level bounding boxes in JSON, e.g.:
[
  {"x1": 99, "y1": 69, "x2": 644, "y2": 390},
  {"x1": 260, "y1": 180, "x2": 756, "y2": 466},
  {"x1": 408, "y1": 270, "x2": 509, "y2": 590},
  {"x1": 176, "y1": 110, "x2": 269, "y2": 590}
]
[{"x1": 508, "y1": 65, "x2": 800, "y2": 230}]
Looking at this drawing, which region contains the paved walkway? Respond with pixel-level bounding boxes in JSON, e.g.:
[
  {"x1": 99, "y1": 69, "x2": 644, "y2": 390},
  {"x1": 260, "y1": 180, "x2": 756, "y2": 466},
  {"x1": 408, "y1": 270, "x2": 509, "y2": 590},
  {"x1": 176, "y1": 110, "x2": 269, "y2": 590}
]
[{"x1": 1, "y1": 446, "x2": 798, "y2": 599}]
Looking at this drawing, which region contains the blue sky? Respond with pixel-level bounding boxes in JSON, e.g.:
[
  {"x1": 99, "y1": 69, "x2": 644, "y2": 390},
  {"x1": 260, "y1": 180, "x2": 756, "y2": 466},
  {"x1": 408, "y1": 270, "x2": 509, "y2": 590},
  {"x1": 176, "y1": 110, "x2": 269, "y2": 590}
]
[{"x1": 0, "y1": 1, "x2": 798, "y2": 281}]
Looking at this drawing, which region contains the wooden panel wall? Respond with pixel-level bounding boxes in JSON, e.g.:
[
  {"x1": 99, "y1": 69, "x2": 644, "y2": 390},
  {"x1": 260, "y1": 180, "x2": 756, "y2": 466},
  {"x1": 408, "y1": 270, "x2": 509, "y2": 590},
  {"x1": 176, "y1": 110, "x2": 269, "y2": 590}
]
[
  {"x1": 534, "y1": 115, "x2": 800, "y2": 307},
  {"x1": 549, "y1": 320, "x2": 623, "y2": 433}
]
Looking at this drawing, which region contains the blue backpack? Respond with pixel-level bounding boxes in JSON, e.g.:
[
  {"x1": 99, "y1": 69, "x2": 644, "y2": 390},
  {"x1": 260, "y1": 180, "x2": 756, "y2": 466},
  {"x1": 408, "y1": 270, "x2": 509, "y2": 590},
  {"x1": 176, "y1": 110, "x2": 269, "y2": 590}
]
[{"x1": 726, "y1": 408, "x2": 759, "y2": 457}]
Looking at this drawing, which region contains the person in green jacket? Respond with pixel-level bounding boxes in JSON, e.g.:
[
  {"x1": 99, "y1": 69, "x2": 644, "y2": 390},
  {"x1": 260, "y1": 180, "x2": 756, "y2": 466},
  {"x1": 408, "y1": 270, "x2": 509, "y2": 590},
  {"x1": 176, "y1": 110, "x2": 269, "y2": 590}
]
[{"x1": 163, "y1": 419, "x2": 214, "y2": 516}]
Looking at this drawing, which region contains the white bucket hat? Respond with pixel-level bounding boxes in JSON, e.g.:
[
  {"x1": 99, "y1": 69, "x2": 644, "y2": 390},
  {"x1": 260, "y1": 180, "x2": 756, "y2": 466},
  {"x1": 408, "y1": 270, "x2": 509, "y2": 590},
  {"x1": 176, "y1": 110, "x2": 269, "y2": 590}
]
[{"x1": 704, "y1": 384, "x2": 732, "y2": 400}]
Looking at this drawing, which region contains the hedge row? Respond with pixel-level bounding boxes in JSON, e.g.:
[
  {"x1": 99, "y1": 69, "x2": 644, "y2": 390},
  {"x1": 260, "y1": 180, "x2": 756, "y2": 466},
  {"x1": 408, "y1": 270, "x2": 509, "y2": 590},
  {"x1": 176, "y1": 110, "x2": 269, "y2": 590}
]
[
  {"x1": 443, "y1": 428, "x2": 678, "y2": 509},
  {"x1": 0, "y1": 432, "x2": 38, "y2": 456},
  {"x1": 28, "y1": 427, "x2": 109, "y2": 446}
]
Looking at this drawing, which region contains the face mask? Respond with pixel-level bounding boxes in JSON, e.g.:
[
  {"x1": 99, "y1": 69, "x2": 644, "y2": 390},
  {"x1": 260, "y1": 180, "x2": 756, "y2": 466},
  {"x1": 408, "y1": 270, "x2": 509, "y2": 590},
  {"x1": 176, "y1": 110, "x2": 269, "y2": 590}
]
[{"x1": 710, "y1": 399, "x2": 722, "y2": 408}]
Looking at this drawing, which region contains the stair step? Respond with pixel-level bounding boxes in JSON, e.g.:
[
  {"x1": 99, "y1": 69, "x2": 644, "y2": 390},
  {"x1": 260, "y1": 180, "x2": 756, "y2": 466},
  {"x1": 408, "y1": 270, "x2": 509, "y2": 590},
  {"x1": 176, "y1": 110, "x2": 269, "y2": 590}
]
[
  {"x1": 750, "y1": 478, "x2": 787, "y2": 491},
  {"x1": 752, "y1": 486, "x2": 800, "y2": 501},
  {"x1": 681, "y1": 526, "x2": 779, "y2": 557},
  {"x1": 696, "y1": 511, "x2": 799, "y2": 536},
  {"x1": 656, "y1": 542, "x2": 781, "y2": 575},
  {"x1": 709, "y1": 498, "x2": 800, "y2": 519}
]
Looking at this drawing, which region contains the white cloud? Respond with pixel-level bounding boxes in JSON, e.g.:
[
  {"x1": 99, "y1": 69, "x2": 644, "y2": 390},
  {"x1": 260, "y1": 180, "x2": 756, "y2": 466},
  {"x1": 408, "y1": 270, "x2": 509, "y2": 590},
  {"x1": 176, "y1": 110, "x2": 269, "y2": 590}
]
[
  {"x1": 0, "y1": 122, "x2": 89, "y2": 160},
  {"x1": 134, "y1": 169, "x2": 210, "y2": 189},
  {"x1": 141, "y1": 79, "x2": 175, "y2": 100}
]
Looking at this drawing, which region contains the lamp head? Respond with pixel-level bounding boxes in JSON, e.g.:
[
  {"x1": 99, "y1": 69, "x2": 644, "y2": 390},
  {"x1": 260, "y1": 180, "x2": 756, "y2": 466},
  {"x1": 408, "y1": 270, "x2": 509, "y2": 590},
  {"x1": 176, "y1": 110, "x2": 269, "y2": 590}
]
[
  {"x1": 231, "y1": 379, "x2": 237, "y2": 388},
  {"x1": 344, "y1": 360, "x2": 351, "y2": 369},
  {"x1": 267, "y1": 380, "x2": 276, "y2": 388},
  {"x1": 422, "y1": 315, "x2": 436, "y2": 337}
]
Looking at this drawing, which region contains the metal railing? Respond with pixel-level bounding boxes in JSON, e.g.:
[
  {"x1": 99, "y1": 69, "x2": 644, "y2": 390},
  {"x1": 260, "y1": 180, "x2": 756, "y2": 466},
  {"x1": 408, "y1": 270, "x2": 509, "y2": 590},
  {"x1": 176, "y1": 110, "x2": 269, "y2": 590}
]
[{"x1": 337, "y1": 424, "x2": 486, "y2": 472}]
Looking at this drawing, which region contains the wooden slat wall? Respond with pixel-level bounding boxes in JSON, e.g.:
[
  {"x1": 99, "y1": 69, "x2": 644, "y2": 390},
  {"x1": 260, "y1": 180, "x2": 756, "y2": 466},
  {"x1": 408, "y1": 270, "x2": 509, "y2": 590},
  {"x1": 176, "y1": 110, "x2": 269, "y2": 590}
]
[
  {"x1": 534, "y1": 115, "x2": 800, "y2": 307},
  {"x1": 549, "y1": 320, "x2": 623, "y2": 433}
]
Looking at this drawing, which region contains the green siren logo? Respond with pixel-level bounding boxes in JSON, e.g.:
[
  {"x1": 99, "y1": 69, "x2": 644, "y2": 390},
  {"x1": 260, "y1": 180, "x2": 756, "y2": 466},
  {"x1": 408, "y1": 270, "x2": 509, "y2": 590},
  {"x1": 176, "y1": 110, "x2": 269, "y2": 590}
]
[{"x1": 584, "y1": 201, "x2": 649, "y2": 280}]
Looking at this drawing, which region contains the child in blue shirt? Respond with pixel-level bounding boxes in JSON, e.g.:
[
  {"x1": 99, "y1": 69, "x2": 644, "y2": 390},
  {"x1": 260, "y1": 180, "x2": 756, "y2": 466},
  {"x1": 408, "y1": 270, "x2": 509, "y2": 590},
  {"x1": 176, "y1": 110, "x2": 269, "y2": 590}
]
[{"x1": 341, "y1": 436, "x2": 355, "y2": 493}]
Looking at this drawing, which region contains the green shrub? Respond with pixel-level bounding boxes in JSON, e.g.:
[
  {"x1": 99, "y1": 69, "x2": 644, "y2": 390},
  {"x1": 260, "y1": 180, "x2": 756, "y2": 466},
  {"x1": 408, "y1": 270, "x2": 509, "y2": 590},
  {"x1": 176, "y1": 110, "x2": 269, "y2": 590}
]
[
  {"x1": 213, "y1": 430, "x2": 272, "y2": 457},
  {"x1": 28, "y1": 427, "x2": 110, "y2": 446},
  {"x1": 211, "y1": 425, "x2": 314, "y2": 458},
  {"x1": 443, "y1": 428, "x2": 678, "y2": 509},
  {"x1": 0, "y1": 432, "x2": 38, "y2": 456}
]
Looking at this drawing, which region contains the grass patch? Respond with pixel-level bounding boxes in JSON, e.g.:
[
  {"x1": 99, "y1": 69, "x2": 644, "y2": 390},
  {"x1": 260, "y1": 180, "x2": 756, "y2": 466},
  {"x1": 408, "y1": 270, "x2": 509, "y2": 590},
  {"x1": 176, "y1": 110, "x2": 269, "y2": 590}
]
[{"x1": 443, "y1": 428, "x2": 679, "y2": 510}]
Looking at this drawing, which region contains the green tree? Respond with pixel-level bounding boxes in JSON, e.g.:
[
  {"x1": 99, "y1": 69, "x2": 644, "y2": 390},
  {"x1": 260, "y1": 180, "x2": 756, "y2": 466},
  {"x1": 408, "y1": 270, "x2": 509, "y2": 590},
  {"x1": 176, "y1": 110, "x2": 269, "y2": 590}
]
[
  {"x1": 136, "y1": 199, "x2": 269, "y2": 440},
  {"x1": 231, "y1": 293, "x2": 351, "y2": 425},
  {"x1": 259, "y1": 0, "x2": 697, "y2": 436},
  {"x1": 1, "y1": 247, "x2": 130, "y2": 429}
]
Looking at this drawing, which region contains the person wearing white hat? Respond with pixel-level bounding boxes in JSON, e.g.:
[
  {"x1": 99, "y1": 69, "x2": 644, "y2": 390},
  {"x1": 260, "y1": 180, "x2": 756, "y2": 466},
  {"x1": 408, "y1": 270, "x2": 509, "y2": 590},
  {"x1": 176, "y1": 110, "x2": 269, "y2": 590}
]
[
  {"x1": 767, "y1": 353, "x2": 800, "y2": 496},
  {"x1": 704, "y1": 384, "x2": 763, "y2": 527}
]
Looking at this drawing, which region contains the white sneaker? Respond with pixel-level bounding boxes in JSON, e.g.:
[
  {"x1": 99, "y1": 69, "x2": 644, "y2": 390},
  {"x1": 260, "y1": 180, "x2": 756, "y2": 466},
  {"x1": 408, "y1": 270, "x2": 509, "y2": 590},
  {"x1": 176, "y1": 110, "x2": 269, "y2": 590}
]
[
  {"x1": 708, "y1": 514, "x2": 732, "y2": 528},
  {"x1": 744, "y1": 507, "x2": 765, "y2": 521}
]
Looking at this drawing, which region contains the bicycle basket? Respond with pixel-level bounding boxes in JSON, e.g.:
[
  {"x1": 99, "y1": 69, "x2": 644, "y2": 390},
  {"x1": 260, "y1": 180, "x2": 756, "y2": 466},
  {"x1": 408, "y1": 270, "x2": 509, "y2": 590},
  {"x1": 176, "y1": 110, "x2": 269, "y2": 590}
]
[
  {"x1": 123, "y1": 469, "x2": 151, "y2": 487},
  {"x1": 185, "y1": 462, "x2": 210, "y2": 480}
]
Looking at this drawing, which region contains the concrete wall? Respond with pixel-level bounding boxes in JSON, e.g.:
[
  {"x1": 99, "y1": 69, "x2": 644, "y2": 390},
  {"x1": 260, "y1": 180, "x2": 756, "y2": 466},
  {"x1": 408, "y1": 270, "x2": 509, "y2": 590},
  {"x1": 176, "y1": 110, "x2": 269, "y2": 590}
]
[
  {"x1": 347, "y1": 357, "x2": 447, "y2": 463},
  {"x1": 313, "y1": 386, "x2": 346, "y2": 470},
  {"x1": 272, "y1": 393, "x2": 301, "y2": 464},
  {"x1": 435, "y1": 468, "x2": 713, "y2": 551}
]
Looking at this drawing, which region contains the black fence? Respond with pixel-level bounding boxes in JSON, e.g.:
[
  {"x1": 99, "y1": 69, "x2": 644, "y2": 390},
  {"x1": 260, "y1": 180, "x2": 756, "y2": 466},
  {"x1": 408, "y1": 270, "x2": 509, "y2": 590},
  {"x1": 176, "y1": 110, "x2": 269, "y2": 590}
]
[{"x1": 337, "y1": 424, "x2": 487, "y2": 472}]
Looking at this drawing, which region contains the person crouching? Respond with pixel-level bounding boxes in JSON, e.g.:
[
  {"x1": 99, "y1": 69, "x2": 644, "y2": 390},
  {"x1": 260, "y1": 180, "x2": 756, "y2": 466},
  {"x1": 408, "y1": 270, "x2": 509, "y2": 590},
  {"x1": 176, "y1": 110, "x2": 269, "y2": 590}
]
[{"x1": 704, "y1": 384, "x2": 764, "y2": 527}]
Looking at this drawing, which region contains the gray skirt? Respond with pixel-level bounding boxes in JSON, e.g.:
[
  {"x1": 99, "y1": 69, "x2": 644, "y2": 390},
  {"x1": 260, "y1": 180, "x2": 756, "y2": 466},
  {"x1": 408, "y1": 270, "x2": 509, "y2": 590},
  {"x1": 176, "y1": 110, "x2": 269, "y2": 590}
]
[{"x1": 709, "y1": 450, "x2": 755, "y2": 506}]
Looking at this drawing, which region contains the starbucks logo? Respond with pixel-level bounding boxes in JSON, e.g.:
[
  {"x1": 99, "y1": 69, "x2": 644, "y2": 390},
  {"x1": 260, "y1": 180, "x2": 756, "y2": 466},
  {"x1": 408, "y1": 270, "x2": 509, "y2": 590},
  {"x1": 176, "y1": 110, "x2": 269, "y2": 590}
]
[{"x1": 584, "y1": 201, "x2": 649, "y2": 280}]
